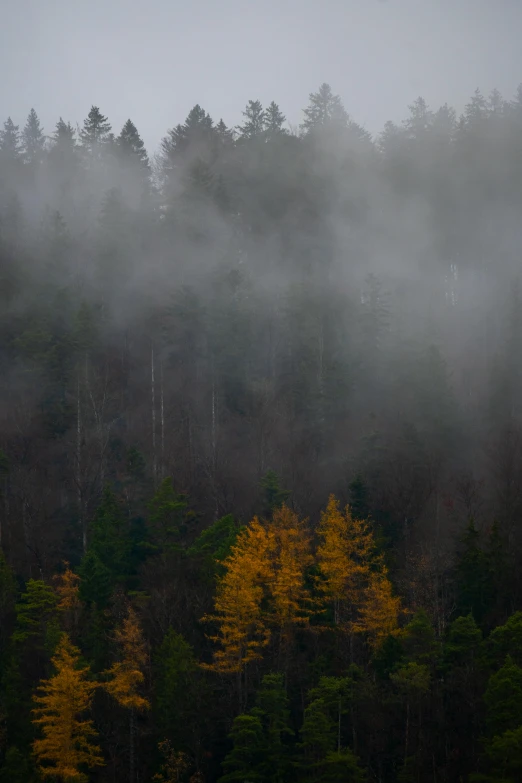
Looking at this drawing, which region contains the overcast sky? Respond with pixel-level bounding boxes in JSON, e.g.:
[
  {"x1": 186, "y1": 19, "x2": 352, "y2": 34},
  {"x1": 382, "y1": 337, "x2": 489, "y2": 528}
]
[{"x1": 1, "y1": 0, "x2": 521, "y2": 153}]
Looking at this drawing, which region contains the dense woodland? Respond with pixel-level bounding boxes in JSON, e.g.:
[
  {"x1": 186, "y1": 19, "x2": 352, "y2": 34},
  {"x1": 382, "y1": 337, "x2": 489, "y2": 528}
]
[{"x1": 2, "y1": 82, "x2": 522, "y2": 781}]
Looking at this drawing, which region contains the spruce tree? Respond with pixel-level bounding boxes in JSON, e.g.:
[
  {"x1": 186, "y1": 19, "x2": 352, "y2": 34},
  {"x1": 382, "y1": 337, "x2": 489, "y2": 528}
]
[
  {"x1": 237, "y1": 100, "x2": 265, "y2": 140},
  {"x1": 264, "y1": 101, "x2": 287, "y2": 140},
  {"x1": 117, "y1": 119, "x2": 149, "y2": 170},
  {"x1": 21, "y1": 108, "x2": 45, "y2": 167},
  {"x1": 79, "y1": 106, "x2": 112, "y2": 154},
  {"x1": 301, "y1": 83, "x2": 348, "y2": 134},
  {"x1": 0, "y1": 117, "x2": 22, "y2": 178}
]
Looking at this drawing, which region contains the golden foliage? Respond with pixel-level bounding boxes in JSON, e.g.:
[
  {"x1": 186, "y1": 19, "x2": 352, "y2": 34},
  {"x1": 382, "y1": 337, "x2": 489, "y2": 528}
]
[
  {"x1": 316, "y1": 495, "x2": 374, "y2": 626},
  {"x1": 316, "y1": 495, "x2": 401, "y2": 646},
  {"x1": 53, "y1": 563, "x2": 81, "y2": 612},
  {"x1": 352, "y1": 567, "x2": 401, "y2": 649},
  {"x1": 32, "y1": 634, "x2": 103, "y2": 782},
  {"x1": 104, "y1": 606, "x2": 149, "y2": 711},
  {"x1": 266, "y1": 505, "x2": 313, "y2": 632},
  {"x1": 204, "y1": 506, "x2": 312, "y2": 673},
  {"x1": 203, "y1": 517, "x2": 273, "y2": 674}
]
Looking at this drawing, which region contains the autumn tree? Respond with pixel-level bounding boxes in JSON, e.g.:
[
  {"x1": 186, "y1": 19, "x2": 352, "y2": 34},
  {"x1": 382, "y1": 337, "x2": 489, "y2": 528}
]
[
  {"x1": 203, "y1": 518, "x2": 272, "y2": 678},
  {"x1": 204, "y1": 505, "x2": 311, "y2": 678},
  {"x1": 53, "y1": 563, "x2": 81, "y2": 632},
  {"x1": 32, "y1": 634, "x2": 103, "y2": 781},
  {"x1": 104, "y1": 605, "x2": 149, "y2": 783},
  {"x1": 316, "y1": 495, "x2": 374, "y2": 627},
  {"x1": 266, "y1": 505, "x2": 313, "y2": 649},
  {"x1": 353, "y1": 568, "x2": 401, "y2": 651}
]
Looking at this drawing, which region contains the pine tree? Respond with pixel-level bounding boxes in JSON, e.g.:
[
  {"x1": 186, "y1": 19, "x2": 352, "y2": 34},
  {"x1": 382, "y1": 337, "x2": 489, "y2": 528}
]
[
  {"x1": 147, "y1": 477, "x2": 190, "y2": 553},
  {"x1": 32, "y1": 634, "x2": 103, "y2": 781},
  {"x1": 50, "y1": 118, "x2": 76, "y2": 162},
  {"x1": 301, "y1": 83, "x2": 348, "y2": 134},
  {"x1": 0, "y1": 118, "x2": 22, "y2": 177},
  {"x1": 237, "y1": 100, "x2": 266, "y2": 140},
  {"x1": 161, "y1": 104, "x2": 213, "y2": 169},
  {"x1": 117, "y1": 119, "x2": 149, "y2": 168},
  {"x1": 79, "y1": 106, "x2": 112, "y2": 154},
  {"x1": 215, "y1": 118, "x2": 235, "y2": 148},
  {"x1": 154, "y1": 629, "x2": 199, "y2": 748},
  {"x1": 87, "y1": 486, "x2": 131, "y2": 581},
  {"x1": 260, "y1": 470, "x2": 290, "y2": 515},
  {"x1": 220, "y1": 673, "x2": 292, "y2": 783},
  {"x1": 13, "y1": 580, "x2": 57, "y2": 647},
  {"x1": 21, "y1": 108, "x2": 45, "y2": 167},
  {"x1": 264, "y1": 102, "x2": 287, "y2": 141}
]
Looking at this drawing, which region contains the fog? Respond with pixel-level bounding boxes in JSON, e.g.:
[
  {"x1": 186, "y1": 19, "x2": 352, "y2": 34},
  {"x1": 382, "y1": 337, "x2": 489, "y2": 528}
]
[{"x1": 4, "y1": 5, "x2": 522, "y2": 783}]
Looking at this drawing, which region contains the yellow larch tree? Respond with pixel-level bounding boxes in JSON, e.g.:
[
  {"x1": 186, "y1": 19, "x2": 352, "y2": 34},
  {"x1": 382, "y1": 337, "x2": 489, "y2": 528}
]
[
  {"x1": 266, "y1": 505, "x2": 313, "y2": 639},
  {"x1": 104, "y1": 605, "x2": 149, "y2": 783},
  {"x1": 203, "y1": 517, "x2": 272, "y2": 675},
  {"x1": 204, "y1": 506, "x2": 313, "y2": 676},
  {"x1": 316, "y1": 495, "x2": 375, "y2": 627},
  {"x1": 352, "y1": 567, "x2": 402, "y2": 650},
  {"x1": 32, "y1": 634, "x2": 103, "y2": 782},
  {"x1": 53, "y1": 562, "x2": 82, "y2": 631},
  {"x1": 104, "y1": 605, "x2": 149, "y2": 711}
]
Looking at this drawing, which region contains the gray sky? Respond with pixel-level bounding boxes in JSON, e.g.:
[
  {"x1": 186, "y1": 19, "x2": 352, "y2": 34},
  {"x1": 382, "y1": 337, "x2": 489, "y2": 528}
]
[{"x1": 1, "y1": 0, "x2": 521, "y2": 153}]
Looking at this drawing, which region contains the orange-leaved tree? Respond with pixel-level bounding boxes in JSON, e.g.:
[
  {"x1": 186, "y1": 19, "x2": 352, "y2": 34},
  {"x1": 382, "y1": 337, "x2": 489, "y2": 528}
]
[
  {"x1": 266, "y1": 504, "x2": 313, "y2": 643},
  {"x1": 104, "y1": 605, "x2": 149, "y2": 783},
  {"x1": 316, "y1": 495, "x2": 402, "y2": 648},
  {"x1": 203, "y1": 517, "x2": 272, "y2": 676},
  {"x1": 353, "y1": 567, "x2": 402, "y2": 650},
  {"x1": 53, "y1": 562, "x2": 82, "y2": 631},
  {"x1": 316, "y1": 495, "x2": 375, "y2": 627},
  {"x1": 32, "y1": 633, "x2": 103, "y2": 782},
  {"x1": 204, "y1": 505, "x2": 312, "y2": 679}
]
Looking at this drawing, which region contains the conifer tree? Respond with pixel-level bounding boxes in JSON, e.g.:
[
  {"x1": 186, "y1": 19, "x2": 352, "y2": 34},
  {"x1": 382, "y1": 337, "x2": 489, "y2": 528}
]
[
  {"x1": 301, "y1": 83, "x2": 348, "y2": 134},
  {"x1": 13, "y1": 580, "x2": 57, "y2": 647},
  {"x1": 264, "y1": 102, "x2": 287, "y2": 140},
  {"x1": 237, "y1": 100, "x2": 266, "y2": 140},
  {"x1": 353, "y1": 568, "x2": 401, "y2": 650},
  {"x1": 215, "y1": 118, "x2": 235, "y2": 148},
  {"x1": 104, "y1": 605, "x2": 149, "y2": 783},
  {"x1": 0, "y1": 117, "x2": 21, "y2": 177},
  {"x1": 260, "y1": 470, "x2": 289, "y2": 515},
  {"x1": 79, "y1": 106, "x2": 112, "y2": 154},
  {"x1": 147, "y1": 477, "x2": 190, "y2": 553},
  {"x1": 53, "y1": 563, "x2": 82, "y2": 632},
  {"x1": 316, "y1": 495, "x2": 374, "y2": 628},
  {"x1": 87, "y1": 486, "x2": 131, "y2": 582},
  {"x1": 117, "y1": 119, "x2": 149, "y2": 168},
  {"x1": 203, "y1": 517, "x2": 272, "y2": 675},
  {"x1": 21, "y1": 108, "x2": 45, "y2": 167},
  {"x1": 32, "y1": 634, "x2": 103, "y2": 781}
]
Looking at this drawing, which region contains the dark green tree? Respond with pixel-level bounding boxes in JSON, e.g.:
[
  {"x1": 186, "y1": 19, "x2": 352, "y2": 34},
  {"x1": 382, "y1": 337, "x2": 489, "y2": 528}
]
[
  {"x1": 264, "y1": 102, "x2": 287, "y2": 140},
  {"x1": 237, "y1": 100, "x2": 266, "y2": 140},
  {"x1": 301, "y1": 83, "x2": 348, "y2": 134},
  {"x1": 79, "y1": 105, "x2": 112, "y2": 154},
  {"x1": 260, "y1": 470, "x2": 290, "y2": 516},
  {"x1": 21, "y1": 109, "x2": 45, "y2": 167}
]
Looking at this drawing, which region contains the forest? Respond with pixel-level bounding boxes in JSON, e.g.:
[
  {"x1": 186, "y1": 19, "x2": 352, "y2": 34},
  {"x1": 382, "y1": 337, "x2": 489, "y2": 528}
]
[{"x1": 1, "y1": 81, "x2": 522, "y2": 782}]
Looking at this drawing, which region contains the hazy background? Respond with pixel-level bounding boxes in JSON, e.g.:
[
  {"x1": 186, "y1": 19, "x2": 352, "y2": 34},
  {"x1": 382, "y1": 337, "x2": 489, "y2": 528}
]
[{"x1": 1, "y1": 0, "x2": 522, "y2": 150}]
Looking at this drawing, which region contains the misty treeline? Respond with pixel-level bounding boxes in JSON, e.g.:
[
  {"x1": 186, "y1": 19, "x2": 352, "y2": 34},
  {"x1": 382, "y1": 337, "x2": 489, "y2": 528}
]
[{"x1": 1, "y1": 82, "x2": 522, "y2": 781}]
